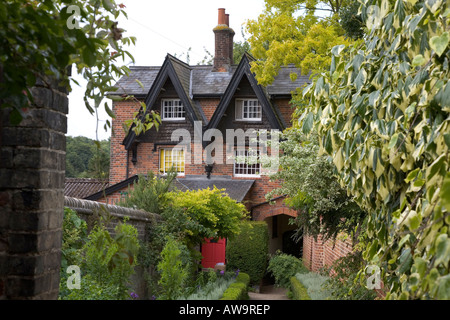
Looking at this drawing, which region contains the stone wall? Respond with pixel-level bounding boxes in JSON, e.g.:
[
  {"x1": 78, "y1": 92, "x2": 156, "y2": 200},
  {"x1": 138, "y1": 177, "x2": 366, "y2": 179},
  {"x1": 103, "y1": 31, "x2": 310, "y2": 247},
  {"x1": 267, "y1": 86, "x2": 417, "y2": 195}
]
[
  {"x1": 63, "y1": 196, "x2": 160, "y2": 241},
  {"x1": 0, "y1": 76, "x2": 68, "y2": 299},
  {"x1": 63, "y1": 196, "x2": 161, "y2": 299}
]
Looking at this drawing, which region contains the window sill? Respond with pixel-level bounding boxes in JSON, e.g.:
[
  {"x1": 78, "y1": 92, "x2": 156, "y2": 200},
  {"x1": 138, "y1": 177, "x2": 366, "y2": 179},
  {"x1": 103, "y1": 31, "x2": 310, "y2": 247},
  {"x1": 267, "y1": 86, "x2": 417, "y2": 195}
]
[{"x1": 234, "y1": 174, "x2": 261, "y2": 178}]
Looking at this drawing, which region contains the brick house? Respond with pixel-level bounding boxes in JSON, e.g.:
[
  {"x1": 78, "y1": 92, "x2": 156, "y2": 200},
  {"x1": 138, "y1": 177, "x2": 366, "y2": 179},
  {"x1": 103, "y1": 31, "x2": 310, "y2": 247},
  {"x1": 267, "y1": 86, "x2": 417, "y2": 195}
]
[{"x1": 87, "y1": 8, "x2": 353, "y2": 269}]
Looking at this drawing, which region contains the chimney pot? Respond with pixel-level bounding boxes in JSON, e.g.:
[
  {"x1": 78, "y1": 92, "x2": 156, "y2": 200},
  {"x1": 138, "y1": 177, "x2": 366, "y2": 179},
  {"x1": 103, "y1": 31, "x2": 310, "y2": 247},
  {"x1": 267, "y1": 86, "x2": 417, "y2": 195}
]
[
  {"x1": 225, "y1": 14, "x2": 229, "y2": 26},
  {"x1": 218, "y1": 8, "x2": 226, "y2": 25}
]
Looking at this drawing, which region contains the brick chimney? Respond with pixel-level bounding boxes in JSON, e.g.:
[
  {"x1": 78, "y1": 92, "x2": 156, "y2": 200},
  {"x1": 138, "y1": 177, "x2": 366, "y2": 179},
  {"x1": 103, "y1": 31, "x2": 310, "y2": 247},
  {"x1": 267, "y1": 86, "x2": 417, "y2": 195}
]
[{"x1": 213, "y1": 8, "x2": 234, "y2": 72}]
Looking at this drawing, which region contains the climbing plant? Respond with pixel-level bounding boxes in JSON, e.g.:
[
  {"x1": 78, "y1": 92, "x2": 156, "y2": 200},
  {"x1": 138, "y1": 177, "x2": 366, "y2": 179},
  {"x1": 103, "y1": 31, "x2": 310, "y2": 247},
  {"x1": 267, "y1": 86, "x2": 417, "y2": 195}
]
[{"x1": 300, "y1": 0, "x2": 449, "y2": 299}]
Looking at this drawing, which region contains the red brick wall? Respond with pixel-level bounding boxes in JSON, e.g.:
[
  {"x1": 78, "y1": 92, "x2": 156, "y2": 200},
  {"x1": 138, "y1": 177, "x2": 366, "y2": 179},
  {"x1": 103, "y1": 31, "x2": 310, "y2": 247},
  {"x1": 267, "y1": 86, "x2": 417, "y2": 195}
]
[
  {"x1": 198, "y1": 98, "x2": 220, "y2": 122},
  {"x1": 251, "y1": 196, "x2": 297, "y2": 221},
  {"x1": 274, "y1": 98, "x2": 296, "y2": 127},
  {"x1": 110, "y1": 100, "x2": 141, "y2": 185},
  {"x1": 302, "y1": 233, "x2": 353, "y2": 272}
]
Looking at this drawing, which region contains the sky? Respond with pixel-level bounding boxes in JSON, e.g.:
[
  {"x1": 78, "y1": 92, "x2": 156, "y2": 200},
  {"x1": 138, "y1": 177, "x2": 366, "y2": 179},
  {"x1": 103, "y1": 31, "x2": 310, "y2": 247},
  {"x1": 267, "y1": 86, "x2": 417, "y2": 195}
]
[{"x1": 67, "y1": 0, "x2": 266, "y2": 141}]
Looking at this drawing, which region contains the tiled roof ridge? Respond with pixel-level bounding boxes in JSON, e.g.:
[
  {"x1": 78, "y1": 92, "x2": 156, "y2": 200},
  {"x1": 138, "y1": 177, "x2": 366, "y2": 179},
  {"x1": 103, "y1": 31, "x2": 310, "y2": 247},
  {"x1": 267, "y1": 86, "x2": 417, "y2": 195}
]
[{"x1": 65, "y1": 177, "x2": 108, "y2": 182}]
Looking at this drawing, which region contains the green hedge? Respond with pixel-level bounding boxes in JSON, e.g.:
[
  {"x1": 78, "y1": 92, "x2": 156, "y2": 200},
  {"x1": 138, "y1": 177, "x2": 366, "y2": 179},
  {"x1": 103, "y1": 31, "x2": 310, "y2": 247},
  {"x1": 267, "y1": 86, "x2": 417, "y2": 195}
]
[
  {"x1": 220, "y1": 272, "x2": 250, "y2": 300},
  {"x1": 290, "y1": 276, "x2": 311, "y2": 300},
  {"x1": 226, "y1": 221, "x2": 268, "y2": 285},
  {"x1": 235, "y1": 272, "x2": 250, "y2": 287}
]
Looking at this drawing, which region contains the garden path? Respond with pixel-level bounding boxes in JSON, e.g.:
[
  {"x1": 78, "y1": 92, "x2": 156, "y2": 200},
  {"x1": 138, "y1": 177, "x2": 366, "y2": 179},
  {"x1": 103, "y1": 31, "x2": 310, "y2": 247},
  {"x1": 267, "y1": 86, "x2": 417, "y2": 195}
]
[{"x1": 248, "y1": 285, "x2": 289, "y2": 300}]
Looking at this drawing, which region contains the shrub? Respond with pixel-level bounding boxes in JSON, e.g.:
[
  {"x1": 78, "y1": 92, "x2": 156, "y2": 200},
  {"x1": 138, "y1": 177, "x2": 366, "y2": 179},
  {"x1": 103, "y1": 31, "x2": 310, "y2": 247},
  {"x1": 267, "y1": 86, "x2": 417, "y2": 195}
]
[
  {"x1": 226, "y1": 221, "x2": 269, "y2": 285},
  {"x1": 290, "y1": 276, "x2": 311, "y2": 300},
  {"x1": 177, "y1": 271, "x2": 235, "y2": 300},
  {"x1": 235, "y1": 272, "x2": 250, "y2": 288},
  {"x1": 323, "y1": 251, "x2": 377, "y2": 300},
  {"x1": 157, "y1": 236, "x2": 191, "y2": 300},
  {"x1": 220, "y1": 282, "x2": 249, "y2": 300},
  {"x1": 166, "y1": 187, "x2": 248, "y2": 248},
  {"x1": 60, "y1": 213, "x2": 141, "y2": 300},
  {"x1": 267, "y1": 252, "x2": 308, "y2": 288},
  {"x1": 295, "y1": 272, "x2": 333, "y2": 300},
  {"x1": 59, "y1": 207, "x2": 88, "y2": 299},
  {"x1": 118, "y1": 170, "x2": 176, "y2": 215}
]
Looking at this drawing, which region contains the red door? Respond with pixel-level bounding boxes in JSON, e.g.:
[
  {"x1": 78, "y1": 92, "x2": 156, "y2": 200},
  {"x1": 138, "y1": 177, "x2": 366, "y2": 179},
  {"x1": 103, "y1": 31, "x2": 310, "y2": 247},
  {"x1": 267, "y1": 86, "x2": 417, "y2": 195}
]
[{"x1": 201, "y1": 238, "x2": 226, "y2": 269}]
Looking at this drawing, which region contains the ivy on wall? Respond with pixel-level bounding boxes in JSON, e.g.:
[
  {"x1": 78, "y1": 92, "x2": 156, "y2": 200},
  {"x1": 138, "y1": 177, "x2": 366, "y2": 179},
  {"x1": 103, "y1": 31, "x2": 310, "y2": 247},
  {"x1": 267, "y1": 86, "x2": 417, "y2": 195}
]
[{"x1": 301, "y1": 0, "x2": 449, "y2": 299}]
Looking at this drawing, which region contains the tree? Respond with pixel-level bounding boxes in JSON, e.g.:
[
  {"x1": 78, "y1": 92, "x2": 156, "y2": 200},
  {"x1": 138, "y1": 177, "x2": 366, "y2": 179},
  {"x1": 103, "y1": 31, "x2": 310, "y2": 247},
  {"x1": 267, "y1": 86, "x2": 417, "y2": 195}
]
[
  {"x1": 265, "y1": 128, "x2": 366, "y2": 242},
  {"x1": 66, "y1": 136, "x2": 110, "y2": 178},
  {"x1": 245, "y1": 0, "x2": 358, "y2": 86},
  {"x1": 301, "y1": 0, "x2": 450, "y2": 299}
]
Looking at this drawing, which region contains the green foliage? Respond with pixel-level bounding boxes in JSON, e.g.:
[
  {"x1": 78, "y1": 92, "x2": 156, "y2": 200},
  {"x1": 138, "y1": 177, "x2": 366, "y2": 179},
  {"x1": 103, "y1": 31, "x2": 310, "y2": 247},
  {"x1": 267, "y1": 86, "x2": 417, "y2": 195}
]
[
  {"x1": 1, "y1": 1, "x2": 160, "y2": 137},
  {"x1": 220, "y1": 282, "x2": 249, "y2": 300},
  {"x1": 290, "y1": 276, "x2": 311, "y2": 300},
  {"x1": 119, "y1": 170, "x2": 177, "y2": 215},
  {"x1": 122, "y1": 173, "x2": 248, "y2": 297},
  {"x1": 226, "y1": 221, "x2": 269, "y2": 284},
  {"x1": 59, "y1": 207, "x2": 88, "y2": 299},
  {"x1": 156, "y1": 236, "x2": 191, "y2": 300},
  {"x1": 323, "y1": 251, "x2": 377, "y2": 300},
  {"x1": 59, "y1": 209, "x2": 140, "y2": 300},
  {"x1": 66, "y1": 136, "x2": 110, "y2": 178},
  {"x1": 295, "y1": 272, "x2": 332, "y2": 300},
  {"x1": 78, "y1": 219, "x2": 139, "y2": 300},
  {"x1": 166, "y1": 186, "x2": 249, "y2": 248},
  {"x1": 246, "y1": 0, "x2": 357, "y2": 86},
  {"x1": 235, "y1": 272, "x2": 251, "y2": 288},
  {"x1": 267, "y1": 251, "x2": 309, "y2": 288},
  {"x1": 61, "y1": 207, "x2": 88, "y2": 270},
  {"x1": 1, "y1": 1, "x2": 132, "y2": 127},
  {"x1": 177, "y1": 270, "x2": 236, "y2": 300},
  {"x1": 266, "y1": 128, "x2": 367, "y2": 241},
  {"x1": 62, "y1": 273, "x2": 124, "y2": 300},
  {"x1": 220, "y1": 272, "x2": 251, "y2": 300},
  {"x1": 338, "y1": 1, "x2": 365, "y2": 40},
  {"x1": 301, "y1": 0, "x2": 450, "y2": 299}
]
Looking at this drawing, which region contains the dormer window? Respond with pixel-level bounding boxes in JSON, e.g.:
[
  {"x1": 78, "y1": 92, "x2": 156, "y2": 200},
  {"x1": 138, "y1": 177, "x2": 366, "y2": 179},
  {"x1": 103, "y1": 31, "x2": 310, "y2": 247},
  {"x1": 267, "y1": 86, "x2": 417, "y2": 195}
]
[
  {"x1": 235, "y1": 99, "x2": 261, "y2": 121},
  {"x1": 162, "y1": 99, "x2": 185, "y2": 120}
]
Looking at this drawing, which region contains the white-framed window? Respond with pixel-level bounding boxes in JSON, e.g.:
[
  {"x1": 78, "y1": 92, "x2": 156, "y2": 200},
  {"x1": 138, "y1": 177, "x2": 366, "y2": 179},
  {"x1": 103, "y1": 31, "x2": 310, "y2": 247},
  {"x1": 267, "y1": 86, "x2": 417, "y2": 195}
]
[
  {"x1": 234, "y1": 149, "x2": 261, "y2": 177},
  {"x1": 159, "y1": 148, "x2": 185, "y2": 175},
  {"x1": 162, "y1": 99, "x2": 185, "y2": 120},
  {"x1": 235, "y1": 99, "x2": 262, "y2": 121}
]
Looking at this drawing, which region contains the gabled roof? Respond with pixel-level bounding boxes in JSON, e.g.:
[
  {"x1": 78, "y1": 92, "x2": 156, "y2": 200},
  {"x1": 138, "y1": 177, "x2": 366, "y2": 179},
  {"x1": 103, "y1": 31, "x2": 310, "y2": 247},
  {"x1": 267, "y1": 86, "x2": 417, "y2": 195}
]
[
  {"x1": 115, "y1": 52, "x2": 311, "y2": 150},
  {"x1": 205, "y1": 53, "x2": 284, "y2": 133},
  {"x1": 110, "y1": 60, "x2": 310, "y2": 98},
  {"x1": 122, "y1": 54, "x2": 205, "y2": 150}
]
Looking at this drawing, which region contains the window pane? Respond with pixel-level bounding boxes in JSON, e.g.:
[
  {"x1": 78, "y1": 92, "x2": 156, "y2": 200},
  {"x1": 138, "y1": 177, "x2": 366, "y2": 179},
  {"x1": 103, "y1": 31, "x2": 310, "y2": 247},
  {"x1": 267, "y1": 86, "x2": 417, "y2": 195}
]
[
  {"x1": 162, "y1": 99, "x2": 184, "y2": 119},
  {"x1": 234, "y1": 149, "x2": 260, "y2": 176},
  {"x1": 238, "y1": 99, "x2": 261, "y2": 120},
  {"x1": 160, "y1": 148, "x2": 185, "y2": 174}
]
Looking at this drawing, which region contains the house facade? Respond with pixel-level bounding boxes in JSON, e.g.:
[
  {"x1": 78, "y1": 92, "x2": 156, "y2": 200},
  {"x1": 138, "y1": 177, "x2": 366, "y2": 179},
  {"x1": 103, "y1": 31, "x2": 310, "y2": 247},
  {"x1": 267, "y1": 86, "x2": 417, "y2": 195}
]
[
  {"x1": 89, "y1": 8, "x2": 310, "y2": 259},
  {"x1": 86, "y1": 8, "x2": 355, "y2": 272}
]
